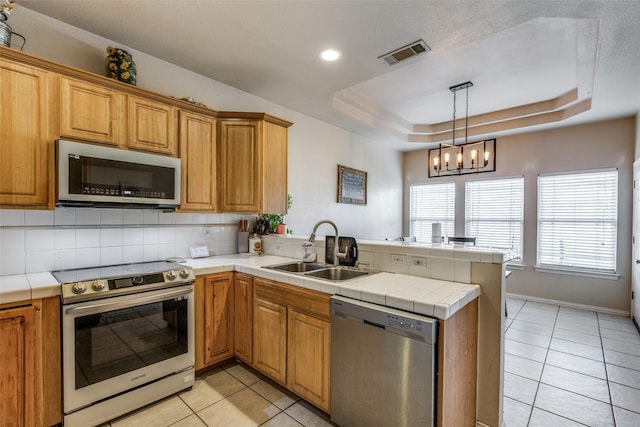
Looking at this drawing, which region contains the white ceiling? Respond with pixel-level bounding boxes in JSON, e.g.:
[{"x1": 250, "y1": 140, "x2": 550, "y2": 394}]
[{"x1": 20, "y1": 0, "x2": 640, "y2": 151}]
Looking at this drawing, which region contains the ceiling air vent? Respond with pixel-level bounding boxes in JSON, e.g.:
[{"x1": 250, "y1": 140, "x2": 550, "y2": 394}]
[{"x1": 378, "y1": 39, "x2": 430, "y2": 66}]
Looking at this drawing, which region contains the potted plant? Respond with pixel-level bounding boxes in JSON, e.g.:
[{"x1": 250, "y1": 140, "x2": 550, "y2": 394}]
[
  {"x1": 276, "y1": 194, "x2": 293, "y2": 234},
  {"x1": 260, "y1": 194, "x2": 292, "y2": 234}
]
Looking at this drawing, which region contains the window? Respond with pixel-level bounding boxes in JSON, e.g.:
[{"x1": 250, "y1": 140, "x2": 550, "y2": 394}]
[
  {"x1": 409, "y1": 182, "x2": 455, "y2": 243},
  {"x1": 465, "y1": 177, "x2": 524, "y2": 258},
  {"x1": 537, "y1": 169, "x2": 618, "y2": 274}
]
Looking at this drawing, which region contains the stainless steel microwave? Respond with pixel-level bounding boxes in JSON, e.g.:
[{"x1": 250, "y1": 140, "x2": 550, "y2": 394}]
[{"x1": 56, "y1": 140, "x2": 181, "y2": 209}]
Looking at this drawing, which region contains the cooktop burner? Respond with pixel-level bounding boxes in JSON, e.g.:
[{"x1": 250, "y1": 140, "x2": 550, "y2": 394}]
[{"x1": 53, "y1": 261, "x2": 195, "y2": 304}]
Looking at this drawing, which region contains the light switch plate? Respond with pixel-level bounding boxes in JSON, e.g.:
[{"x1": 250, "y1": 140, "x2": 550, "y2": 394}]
[{"x1": 189, "y1": 245, "x2": 210, "y2": 258}]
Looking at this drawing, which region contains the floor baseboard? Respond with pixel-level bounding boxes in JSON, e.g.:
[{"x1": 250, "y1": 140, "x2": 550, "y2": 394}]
[{"x1": 506, "y1": 292, "x2": 631, "y2": 317}]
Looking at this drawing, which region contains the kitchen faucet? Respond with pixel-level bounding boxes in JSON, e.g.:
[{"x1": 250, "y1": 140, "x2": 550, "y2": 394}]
[{"x1": 308, "y1": 220, "x2": 347, "y2": 265}]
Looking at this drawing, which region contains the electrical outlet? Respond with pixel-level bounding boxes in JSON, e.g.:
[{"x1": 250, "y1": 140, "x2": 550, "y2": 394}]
[
  {"x1": 411, "y1": 257, "x2": 427, "y2": 267},
  {"x1": 390, "y1": 254, "x2": 407, "y2": 265}
]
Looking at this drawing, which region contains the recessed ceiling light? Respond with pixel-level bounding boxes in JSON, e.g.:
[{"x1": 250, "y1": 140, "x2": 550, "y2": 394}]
[{"x1": 320, "y1": 49, "x2": 341, "y2": 61}]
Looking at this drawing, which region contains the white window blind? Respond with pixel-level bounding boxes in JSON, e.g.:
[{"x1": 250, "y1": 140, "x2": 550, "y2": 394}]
[
  {"x1": 409, "y1": 182, "x2": 455, "y2": 243},
  {"x1": 537, "y1": 169, "x2": 618, "y2": 273},
  {"x1": 465, "y1": 177, "x2": 524, "y2": 257}
]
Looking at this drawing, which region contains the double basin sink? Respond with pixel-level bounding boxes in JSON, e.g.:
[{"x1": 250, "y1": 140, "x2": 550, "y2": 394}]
[{"x1": 264, "y1": 261, "x2": 376, "y2": 282}]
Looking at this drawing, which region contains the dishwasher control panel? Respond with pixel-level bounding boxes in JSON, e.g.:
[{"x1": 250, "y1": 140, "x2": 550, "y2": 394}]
[
  {"x1": 386, "y1": 313, "x2": 425, "y2": 333},
  {"x1": 331, "y1": 295, "x2": 437, "y2": 342}
]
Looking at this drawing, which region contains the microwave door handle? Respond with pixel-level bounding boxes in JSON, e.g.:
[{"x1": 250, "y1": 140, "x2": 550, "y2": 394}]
[{"x1": 65, "y1": 287, "x2": 193, "y2": 316}]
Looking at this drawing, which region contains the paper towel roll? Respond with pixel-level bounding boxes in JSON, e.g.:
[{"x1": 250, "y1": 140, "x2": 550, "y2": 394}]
[{"x1": 431, "y1": 222, "x2": 442, "y2": 244}]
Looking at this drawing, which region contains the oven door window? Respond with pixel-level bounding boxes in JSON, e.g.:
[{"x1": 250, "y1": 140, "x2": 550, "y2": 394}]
[{"x1": 74, "y1": 298, "x2": 188, "y2": 389}]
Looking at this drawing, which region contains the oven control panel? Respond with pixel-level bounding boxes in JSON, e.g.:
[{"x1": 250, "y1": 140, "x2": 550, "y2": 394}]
[
  {"x1": 60, "y1": 268, "x2": 196, "y2": 303},
  {"x1": 63, "y1": 279, "x2": 110, "y2": 300}
]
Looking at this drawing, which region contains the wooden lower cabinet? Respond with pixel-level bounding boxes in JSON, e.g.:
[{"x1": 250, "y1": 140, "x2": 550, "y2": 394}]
[
  {"x1": 0, "y1": 297, "x2": 61, "y2": 427},
  {"x1": 253, "y1": 296, "x2": 287, "y2": 384},
  {"x1": 437, "y1": 298, "x2": 478, "y2": 427},
  {"x1": 194, "y1": 272, "x2": 477, "y2": 420},
  {"x1": 287, "y1": 309, "x2": 331, "y2": 412},
  {"x1": 195, "y1": 273, "x2": 234, "y2": 370},
  {"x1": 0, "y1": 304, "x2": 36, "y2": 426},
  {"x1": 234, "y1": 273, "x2": 253, "y2": 364},
  {"x1": 253, "y1": 277, "x2": 331, "y2": 412}
]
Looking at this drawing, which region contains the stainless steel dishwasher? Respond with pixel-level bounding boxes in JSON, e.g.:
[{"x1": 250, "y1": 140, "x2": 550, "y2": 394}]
[{"x1": 330, "y1": 295, "x2": 438, "y2": 427}]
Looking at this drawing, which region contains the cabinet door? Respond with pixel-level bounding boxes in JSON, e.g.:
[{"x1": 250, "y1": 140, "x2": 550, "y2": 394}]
[
  {"x1": 179, "y1": 111, "x2": 217, "y2": 211},
  {"x1": 0, "y1": 305, "x2": 36, "y2": 427},
  {"x1": 253, "y1": 296, "x2": 287, "y2": 384},
  {"x1": 287, "y1": 309, "x2": 331, "y2": 412},
  {"x1": 128, "y1": 96, "x2": 177, "y2": 156},
  {"x1": 203, "y1": 273, "x2": 235, "y2": 365},
  {"x1": 218, "y1": 120, "x2": 261, "y2": 212},
  {"x1": 234, "y1": 273, "x2": 253, "y2": 364},
  {"x1": 0, "y1": 60, "x2": 53, "y2": 208},
  {"x1": 60, "y1": 77, "x2": 121, "y2": 145},
  {"x1": 262, "y1": 120, "x2": 288, "y2": 214}
]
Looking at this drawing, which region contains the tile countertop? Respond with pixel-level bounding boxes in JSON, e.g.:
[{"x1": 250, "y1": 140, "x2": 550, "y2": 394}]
[{"x1": 0, "y1": 254, "x2": 481, "y2": 320}]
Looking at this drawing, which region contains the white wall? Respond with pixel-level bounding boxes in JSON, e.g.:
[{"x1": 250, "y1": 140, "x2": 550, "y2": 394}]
[
  {"x1": 404, "y1": 117, "x2": 636, "y2": 311},
  {"x1": 3, "y1": 9, "x2": 402, "y2": 253}
]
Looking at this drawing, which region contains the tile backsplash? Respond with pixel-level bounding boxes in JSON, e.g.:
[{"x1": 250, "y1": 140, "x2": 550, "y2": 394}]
[
  {"x1": 0, "y1": 208, "x2": 250, "y2": 276},
  {"x1": 260, "y1": 235, "x2": 508, "y2": 284}
]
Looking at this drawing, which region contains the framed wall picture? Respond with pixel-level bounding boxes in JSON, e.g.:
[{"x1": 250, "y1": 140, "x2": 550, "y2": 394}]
[{"x1": 337, "y1": 165, "x2": 367, "y2": 205}]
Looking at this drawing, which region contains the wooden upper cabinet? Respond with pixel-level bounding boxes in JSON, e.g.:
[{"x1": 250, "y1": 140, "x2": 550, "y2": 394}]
[
  {"x1": 128, "y1": 96, "x2": 178, "y2": 156},
  {"x1": 179, "y1": 110, "x2": 217, "y2": 211},
  {"x1": 219, "y1": 120, "x2": 259, "y2": 212},
  {"x1": 218, "y1": 114, "x2": 292, "y2": 213},
  {"x1": 0, "y1": 60, "x2": 54, "y2": 208},
  {"x1": 60, "y1": 77, "x2": 121, "y2": 145}
]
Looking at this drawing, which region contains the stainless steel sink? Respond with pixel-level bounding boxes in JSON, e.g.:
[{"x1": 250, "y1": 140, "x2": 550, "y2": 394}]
[
  {"x1": 265, "y1": 261, "x2": 327, "y2": 273},
  {"x1": 305, "y1": 267, "x2": 370, "y2": 281},
  {"x1": 264, "y1": 262, "x2": 376, "y2": 282}
]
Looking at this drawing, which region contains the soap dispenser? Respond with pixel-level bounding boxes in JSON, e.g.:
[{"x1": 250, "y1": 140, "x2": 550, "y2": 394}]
[{"x1": 301, "y1": 242, "x2": 316, "y2": 263}]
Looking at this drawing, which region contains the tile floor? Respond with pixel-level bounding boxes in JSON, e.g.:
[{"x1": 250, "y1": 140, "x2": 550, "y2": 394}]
[
  {"x1": 504, "y1": 297, "x2": 640, "y2": 426},
  {"x1": 106, "y1": 361, "x2": 334, "y2": 427},
  {"x1": 104, "y1": 297, "x2": 640, "y2": 427}
]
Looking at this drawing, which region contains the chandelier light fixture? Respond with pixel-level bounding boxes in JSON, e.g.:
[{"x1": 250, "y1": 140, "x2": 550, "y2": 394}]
[{"x1": 428, "y1": 81, "x2": 496, "y2": 178}]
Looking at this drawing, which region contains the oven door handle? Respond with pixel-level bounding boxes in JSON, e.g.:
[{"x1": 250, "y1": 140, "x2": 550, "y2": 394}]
[{"x1": 65, "y1": 287, "x2": 193, "y2": 315}]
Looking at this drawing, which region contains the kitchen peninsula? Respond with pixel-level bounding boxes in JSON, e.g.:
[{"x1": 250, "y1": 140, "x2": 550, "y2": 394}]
[{"x1": 0, "y1": 237, "x2": 509, "y2": 426}]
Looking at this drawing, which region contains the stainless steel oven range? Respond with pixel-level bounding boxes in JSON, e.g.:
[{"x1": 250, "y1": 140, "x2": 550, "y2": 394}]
[{"x1": 53, "y1": 261, "x2": 196, "y2": 427}]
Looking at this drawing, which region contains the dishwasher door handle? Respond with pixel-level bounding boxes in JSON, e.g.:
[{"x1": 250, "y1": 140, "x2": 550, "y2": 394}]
[{"x1": 364, "y1": 319, "x2": 386, "y2": 329}]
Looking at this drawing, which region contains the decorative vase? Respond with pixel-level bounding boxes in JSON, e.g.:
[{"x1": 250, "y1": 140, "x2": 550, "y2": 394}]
[
  {"x1": 105, "y1": 46, "x2": 137, "y2": 85},
  {"x1": 0, "y1": 14, "x2": 11, "y2": 47}
]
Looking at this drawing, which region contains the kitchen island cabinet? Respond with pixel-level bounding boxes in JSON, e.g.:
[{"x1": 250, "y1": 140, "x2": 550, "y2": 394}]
[
  {"x1": 0, "y1": 59, "x2": 55, "y2": 209},
  {"x1": 0, "y1": 297, "x2": 61, "y2": 427}
]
